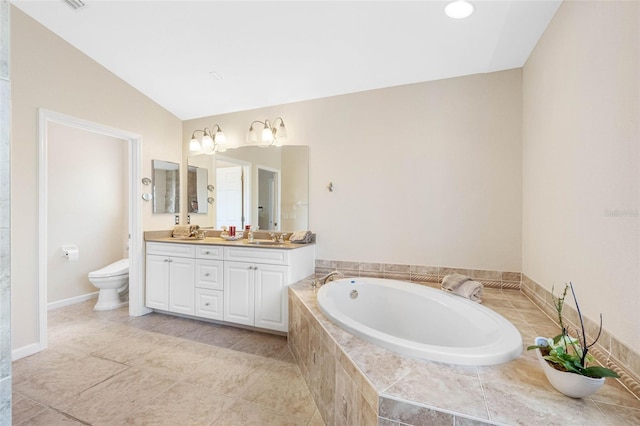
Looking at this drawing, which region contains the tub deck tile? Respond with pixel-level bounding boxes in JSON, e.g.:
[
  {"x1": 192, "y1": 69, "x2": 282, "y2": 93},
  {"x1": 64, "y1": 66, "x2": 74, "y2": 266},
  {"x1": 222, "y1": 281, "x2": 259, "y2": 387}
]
[{"x1": 288, "y1": 279, "x2": 640, "y2": 426}]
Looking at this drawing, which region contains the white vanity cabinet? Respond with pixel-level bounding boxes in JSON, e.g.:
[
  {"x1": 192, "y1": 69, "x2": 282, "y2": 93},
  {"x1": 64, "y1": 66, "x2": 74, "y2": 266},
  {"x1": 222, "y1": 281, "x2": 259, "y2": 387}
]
[
  {"x1": 145, "y1": 240, "x2": 314, "y2": 333},
  {"x1": 223, "y1": 261, "x2": 288, "y2": 330},
  {"x1": 194, "y1": 245, "x2": 224, "y2": 320},
  {"x1": 145, "y1": 242, "x2": 196, "y2": 315},
  {"x1": 223, "y1": 246, "x2": 314, "y2": 332}
]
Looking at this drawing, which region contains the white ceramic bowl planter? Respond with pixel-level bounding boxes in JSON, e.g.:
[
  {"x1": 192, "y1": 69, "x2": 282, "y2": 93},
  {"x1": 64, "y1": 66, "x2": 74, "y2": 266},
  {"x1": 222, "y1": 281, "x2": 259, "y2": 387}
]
[{"x1": 534, "y1": 337, "x2": 605, "y2": 398}]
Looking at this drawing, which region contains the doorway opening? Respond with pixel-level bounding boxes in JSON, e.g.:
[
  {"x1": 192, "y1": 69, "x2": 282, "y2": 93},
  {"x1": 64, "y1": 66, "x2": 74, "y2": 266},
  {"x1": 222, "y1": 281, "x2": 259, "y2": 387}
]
[
  {"x1": 26, "y1": 109, "x2": 145, "y2": 360},
  {"x1": 257, "y1": 166, "x2": 280, "y2": 231}
]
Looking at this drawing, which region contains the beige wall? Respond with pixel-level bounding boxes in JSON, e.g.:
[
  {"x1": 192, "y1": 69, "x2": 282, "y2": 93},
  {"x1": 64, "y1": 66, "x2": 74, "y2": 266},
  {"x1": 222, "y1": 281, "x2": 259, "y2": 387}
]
[
  {"x1": 47, "y1": 122, "x2": 128, "y2": 303},
  {"x1": 522, "y1": 1, "x2": 639, "y2": 351},
  {"x1": 11, "y1": 8, "x2": 182, "y2": 350},
  {"x1": 184, "y1": 69, "x2": 523, "y2": 270}
]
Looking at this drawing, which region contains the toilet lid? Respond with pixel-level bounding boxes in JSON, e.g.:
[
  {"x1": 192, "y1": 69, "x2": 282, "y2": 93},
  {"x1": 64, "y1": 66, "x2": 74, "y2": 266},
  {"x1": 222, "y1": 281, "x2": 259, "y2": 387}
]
[{"x1": 89, "y1": 258, "x2": 129, "y2": 279}]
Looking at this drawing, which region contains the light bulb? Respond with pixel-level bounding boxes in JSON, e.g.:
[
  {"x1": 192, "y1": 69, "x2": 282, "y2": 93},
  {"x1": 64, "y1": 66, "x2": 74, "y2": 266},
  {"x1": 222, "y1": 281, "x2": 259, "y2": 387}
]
[{"x1": 445, "y1": 0, "x2": 474, "y2": 19}]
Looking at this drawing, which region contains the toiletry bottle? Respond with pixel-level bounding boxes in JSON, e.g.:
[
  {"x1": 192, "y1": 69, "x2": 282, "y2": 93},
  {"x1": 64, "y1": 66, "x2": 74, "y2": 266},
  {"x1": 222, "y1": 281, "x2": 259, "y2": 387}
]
[{"x1": 247, "y1": 226, "x2": 254, "y2": 242}]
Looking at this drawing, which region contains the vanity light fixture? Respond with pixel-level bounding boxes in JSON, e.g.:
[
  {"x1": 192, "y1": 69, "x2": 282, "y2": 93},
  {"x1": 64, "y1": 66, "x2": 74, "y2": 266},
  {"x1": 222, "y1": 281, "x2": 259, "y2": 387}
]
[
  {"x1": 445, "y1": 0, "x2": 474, "y2": 19},
  {"x1": 189, "y1": 125, "x2": 227, "y2": 153},
  {"x1": 246, "y1": 117, "x2": 288, "y2": 147}
]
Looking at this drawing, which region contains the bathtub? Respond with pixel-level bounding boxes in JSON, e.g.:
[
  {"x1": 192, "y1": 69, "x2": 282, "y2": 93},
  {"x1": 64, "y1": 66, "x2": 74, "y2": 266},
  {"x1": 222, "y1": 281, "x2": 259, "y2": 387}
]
[{"x1": 317, "y1": 278, "x2": 522, "y2": 366}]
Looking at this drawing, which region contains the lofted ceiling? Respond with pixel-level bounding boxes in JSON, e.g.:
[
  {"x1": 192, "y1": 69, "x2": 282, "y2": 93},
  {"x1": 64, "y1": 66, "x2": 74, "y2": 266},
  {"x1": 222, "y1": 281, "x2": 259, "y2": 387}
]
[{"x1": 12, "y1": 0, "x2": 562, "y2": 120}]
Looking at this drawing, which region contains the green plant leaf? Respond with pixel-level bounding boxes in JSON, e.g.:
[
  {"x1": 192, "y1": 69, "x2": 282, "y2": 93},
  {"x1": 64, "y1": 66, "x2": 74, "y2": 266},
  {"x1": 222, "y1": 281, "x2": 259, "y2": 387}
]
[{"x1": 582, "y1": 366, "x2": 620, "y2": 378}]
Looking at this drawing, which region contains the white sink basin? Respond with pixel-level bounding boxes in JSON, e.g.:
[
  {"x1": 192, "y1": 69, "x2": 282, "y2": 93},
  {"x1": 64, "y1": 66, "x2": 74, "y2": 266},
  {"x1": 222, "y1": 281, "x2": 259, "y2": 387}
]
[{"x1": 246, "y1": 240, "x2": 284, "y2": 246}]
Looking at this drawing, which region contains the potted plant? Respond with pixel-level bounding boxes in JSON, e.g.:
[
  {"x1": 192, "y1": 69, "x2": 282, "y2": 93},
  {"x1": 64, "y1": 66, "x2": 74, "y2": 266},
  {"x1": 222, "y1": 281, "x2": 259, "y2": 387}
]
[{"x1": 527, "y1": 282, "x2": 619, "y2": 398}]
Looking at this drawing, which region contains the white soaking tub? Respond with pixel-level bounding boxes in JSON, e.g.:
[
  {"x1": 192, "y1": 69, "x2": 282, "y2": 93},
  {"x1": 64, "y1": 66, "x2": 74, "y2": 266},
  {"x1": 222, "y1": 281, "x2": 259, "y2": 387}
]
[{"x1": 317, "y1": 277, "x2": 522, "y2": 366}]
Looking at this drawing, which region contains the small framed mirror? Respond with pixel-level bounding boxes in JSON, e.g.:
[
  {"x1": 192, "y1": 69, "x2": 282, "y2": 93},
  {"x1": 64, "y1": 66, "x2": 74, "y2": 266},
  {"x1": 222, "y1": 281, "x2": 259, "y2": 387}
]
[
  {"x1": 152, "y1": 160, "x2": 180, "y2": 214},
  {"x1": 187, "y1": 165, "x2": 209, "y2": 214}
]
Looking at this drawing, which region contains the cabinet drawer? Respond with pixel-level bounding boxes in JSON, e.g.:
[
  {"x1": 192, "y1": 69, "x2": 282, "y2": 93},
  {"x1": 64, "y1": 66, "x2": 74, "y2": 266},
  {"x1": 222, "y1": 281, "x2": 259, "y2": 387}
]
[
  {"x1": 224, "y1": 247, "x2": 289, "y2": 265},
  {"x1": 195, "y1": 245, "x2": 223, "y2": 260},
  {"x1": 195, "y1": 259, "x2": 223, "y2": 290},
  {"x1": 146, "y1": 242, "x2": 195, "y2": 258},
  {"x1": 195, "y1": 289, "x2": 223, "y2": 320}
]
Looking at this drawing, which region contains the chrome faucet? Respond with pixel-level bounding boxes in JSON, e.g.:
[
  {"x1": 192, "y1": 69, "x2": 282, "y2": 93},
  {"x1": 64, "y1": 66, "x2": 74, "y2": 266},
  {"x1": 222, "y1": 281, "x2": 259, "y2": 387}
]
[
  {"x1": 312, "y1": 270, "x2": 344, "y2": 288},
  {"x1": 269, "y1": 233, "x2": 277, "y2": 242}
]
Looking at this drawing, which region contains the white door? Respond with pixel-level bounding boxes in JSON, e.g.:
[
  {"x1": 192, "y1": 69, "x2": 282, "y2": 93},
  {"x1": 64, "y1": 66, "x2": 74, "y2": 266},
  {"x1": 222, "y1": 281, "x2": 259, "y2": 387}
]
[
  {"x1": 168, "y1": 257, "x2": 195, "y2": 315},
  {"x1": 216, "y1": 166, "x2": 243, "y2": 229},
  {"x1": 254, "y1": 264, "x2": 288, "y2": 332},
  {"x1": 145, "y1": 255, "x2": 170, "y2": 310},
  {"x1": 223, "y1": 261, "x2": 254, "y2": 326}
]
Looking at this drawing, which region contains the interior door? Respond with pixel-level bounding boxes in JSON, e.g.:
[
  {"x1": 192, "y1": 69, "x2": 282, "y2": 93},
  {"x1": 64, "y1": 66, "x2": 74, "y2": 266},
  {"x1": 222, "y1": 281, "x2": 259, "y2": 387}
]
[{"x1": 216, "y1": 166, "x2": 243, "y2": 229}]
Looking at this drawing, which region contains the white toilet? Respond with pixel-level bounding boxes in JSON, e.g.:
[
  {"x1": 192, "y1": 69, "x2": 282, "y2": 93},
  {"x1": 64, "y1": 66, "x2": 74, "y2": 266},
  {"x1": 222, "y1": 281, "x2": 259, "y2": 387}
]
[{"x1": 88, "y1": 258, "x2": 129, "y2": 311}]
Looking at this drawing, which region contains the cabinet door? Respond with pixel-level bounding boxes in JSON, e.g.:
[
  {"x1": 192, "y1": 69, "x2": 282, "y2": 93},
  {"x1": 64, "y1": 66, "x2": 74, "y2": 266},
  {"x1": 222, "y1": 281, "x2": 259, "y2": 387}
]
[
  {"x1": 146, "y1": 255, "x2": 170, "y2": 310},
  {"x1": 254, "y1": 264, "x2": 289, "y2": 332},
  {"x1": 223, "y1": 261, "x2": 254, "y2": 326},
  {"x1": 169, "y1": 257, "x2": 196, "y2": 315},
  {"x1": 195, "y1": 259, "x2": 224, "y2": 290}
]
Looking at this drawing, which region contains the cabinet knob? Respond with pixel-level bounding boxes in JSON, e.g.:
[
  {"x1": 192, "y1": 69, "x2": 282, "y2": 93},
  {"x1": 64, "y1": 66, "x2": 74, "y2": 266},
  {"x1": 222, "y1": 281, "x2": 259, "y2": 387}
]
[
  {"x1": 204, "y1": 251, "x2": 210, "y2": 254},
  {"x1": 205, "y1": 302, "x2": 210, "y2": 306},
  {"x1": 205, "y1": 273, "x2": 210, "y2": 277}
]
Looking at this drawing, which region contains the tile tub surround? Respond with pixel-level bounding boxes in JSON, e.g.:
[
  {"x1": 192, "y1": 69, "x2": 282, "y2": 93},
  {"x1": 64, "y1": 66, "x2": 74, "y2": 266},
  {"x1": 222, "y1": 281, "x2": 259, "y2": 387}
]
[
  {"x1": 522, "y1": 274, "x2": 640, "y2": 394},
  {"x1": 315, "y1": 259, "x2": 521, "y2": 290},
  {"x1": 289, "y1": 279, "x2": 640, "y2": 425}
]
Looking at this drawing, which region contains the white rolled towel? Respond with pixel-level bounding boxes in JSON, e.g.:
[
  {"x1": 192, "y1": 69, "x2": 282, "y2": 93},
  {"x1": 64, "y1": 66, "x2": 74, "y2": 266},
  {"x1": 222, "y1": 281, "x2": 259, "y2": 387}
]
[
  {"x1": 454, "y1": 280, "x2": 483, "y2": 303},
  {"x1": 289, "y1": 230, "x2": 313, "y2": 243},
  {"x1": 441, "y1": 273, "x2": 470, "y2": 292}
]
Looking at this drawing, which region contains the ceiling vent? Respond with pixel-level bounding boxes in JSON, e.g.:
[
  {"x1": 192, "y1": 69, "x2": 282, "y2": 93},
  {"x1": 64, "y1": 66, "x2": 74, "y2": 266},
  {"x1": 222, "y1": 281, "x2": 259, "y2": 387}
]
[{"x1": 63, "y1": 0, "x2": 86, "y2": 11}]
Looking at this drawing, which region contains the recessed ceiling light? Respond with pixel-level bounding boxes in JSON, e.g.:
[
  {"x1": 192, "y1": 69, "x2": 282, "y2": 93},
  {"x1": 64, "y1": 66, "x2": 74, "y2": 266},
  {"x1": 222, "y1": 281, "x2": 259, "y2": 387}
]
[{"x1": 445, "y1": 0, "x2": 474, "y2": 19}]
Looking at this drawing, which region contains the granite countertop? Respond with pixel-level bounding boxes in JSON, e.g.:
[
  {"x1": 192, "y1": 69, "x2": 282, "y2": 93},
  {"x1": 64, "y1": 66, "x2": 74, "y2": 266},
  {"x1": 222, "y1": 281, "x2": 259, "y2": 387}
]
[
  {"x1": 289, "y1": 279, "x2": 640, "y2": 425},
  {"x1": 144, "y1": 230, "x2": 314, "y2": 251}
]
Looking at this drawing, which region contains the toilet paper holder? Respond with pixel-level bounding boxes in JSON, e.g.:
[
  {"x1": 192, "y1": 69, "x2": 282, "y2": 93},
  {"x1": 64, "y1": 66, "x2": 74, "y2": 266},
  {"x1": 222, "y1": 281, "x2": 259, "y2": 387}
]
[{"x1": 61, "y1": 245, "x2": 79, "y2": 261}]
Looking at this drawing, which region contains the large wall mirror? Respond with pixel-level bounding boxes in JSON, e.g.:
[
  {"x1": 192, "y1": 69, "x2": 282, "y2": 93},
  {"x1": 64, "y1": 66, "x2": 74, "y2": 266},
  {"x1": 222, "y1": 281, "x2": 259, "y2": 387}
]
[
  {"x1": 187, "y1": 146, "x2": 309, "y2": 232},
  {"x1": 152, "y1": 159, "x2": 180, "y2": 214}
]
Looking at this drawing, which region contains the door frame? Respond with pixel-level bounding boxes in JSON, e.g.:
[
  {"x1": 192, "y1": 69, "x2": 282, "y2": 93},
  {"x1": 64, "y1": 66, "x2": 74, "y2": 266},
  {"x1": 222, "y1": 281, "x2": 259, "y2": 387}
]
[{"x1": 26, "y1": 108, "x2": 145, "y2": 358}]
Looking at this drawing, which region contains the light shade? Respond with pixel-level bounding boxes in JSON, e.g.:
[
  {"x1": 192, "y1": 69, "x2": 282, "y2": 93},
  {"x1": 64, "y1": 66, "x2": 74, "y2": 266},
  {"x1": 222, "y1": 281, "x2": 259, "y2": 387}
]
[
  {"x1": 445, "y1": 0, "x2": 474, "y2": 19},
  {"x1": 247, "y1": 126, "x2": 258, "y2": 144},
  {"x1": 261, "y1": 127, "x2": 273, "y2": 144},
  {"x1": 201, "y1": 134, "x2": 214, "y2": 150},
  {"x1": 189, "y1": 138, "x2": 201, "y2": 151},
  {"x1": 276, "y1": 122, "x2": 288, "y2": 141},
  {"x1": 214, "y1": 129, "x2": 226, "y2": 145}
]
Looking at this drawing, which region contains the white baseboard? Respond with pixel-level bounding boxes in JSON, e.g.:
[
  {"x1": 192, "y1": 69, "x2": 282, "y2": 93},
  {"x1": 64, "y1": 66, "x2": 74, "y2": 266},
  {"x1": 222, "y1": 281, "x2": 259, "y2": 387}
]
[
  {"x1": 47, "y1": 292, "x2": 99, "y2": 311},
  {"x1": 12, "y1": 341, "x2": 46, "y2": 361}
]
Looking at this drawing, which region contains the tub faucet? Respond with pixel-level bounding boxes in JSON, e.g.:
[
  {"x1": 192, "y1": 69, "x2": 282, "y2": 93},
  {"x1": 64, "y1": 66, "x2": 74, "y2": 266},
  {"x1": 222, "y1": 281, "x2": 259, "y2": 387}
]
[{"x1": 312, "y1": 271, "x2": 344, "y2": 288}]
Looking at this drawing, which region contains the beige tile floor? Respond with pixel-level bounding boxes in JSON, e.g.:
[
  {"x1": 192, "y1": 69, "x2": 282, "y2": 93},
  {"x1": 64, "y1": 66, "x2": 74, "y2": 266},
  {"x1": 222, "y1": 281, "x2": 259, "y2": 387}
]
[{"x1": 12, "y1": 301, "x2": 324, "y2": 425}]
